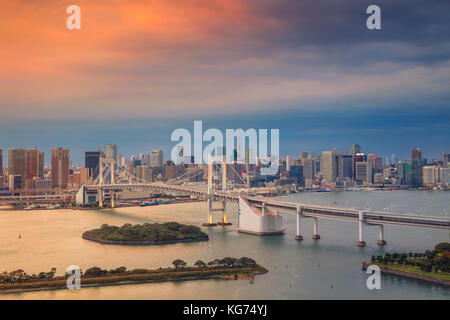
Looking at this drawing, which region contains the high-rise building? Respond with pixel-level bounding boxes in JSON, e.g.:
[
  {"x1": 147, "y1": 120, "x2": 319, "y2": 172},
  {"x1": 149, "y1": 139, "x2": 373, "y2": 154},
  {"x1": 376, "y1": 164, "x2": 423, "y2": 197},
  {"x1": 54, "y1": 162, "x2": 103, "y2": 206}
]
[
  {"x1": 350, "y1": 144, "x2": 361, "y2": 156},
  {"x1": 444, "y1": 153, "x2": 450, "y2": 168},
  {"x1": 85, "y1": 151, "x2": 101, "y2": 179},
  {"x1": 342, "y1": 155, "x2": 353, "y2": 179},
  {"x1": 289, "y1": 165, "x2": 303, "y2": 185},
  {"x1": 286, "y1": 156, "x2": 294, "y2": 171},
  {"x1": 8, "y1": 148, "x2": 26, "y2": 185},
  {"x1": 51, "y1": 148, "x2": 69, "y2": 189},
  {"x1": 25, "y1": 149, "x2": 40, "y2": 181},
  {"x1": 105, "y1": 144, "x2": 118, "y2": 163},
  {"x1": 150, "y1": 149, "x2": 164, "y2": 167},
  {"x1": 411, "y1": 148, "x2": 422, "y2": 161},
  {"x1": 390, "y1": 154, "x2": 398, "y2": 168},
  {"x1": 38, "y1": 152, "x2": 44, "y2": 178},
  {"x1": 303, "y1": 158, "x2": 317, "y2": 186},
  {"x1": 355, "y1": 162, "x2": 372, "y2": 184},
  {"x1": 404, "y1": 159, "x2": 423, "y2": 187},
  {"x1": 320, "y1": 151, "x2": 343, "y2": 183},
  {"x1": 368, "y1": 154, "x2": 383, "y2": 172}
]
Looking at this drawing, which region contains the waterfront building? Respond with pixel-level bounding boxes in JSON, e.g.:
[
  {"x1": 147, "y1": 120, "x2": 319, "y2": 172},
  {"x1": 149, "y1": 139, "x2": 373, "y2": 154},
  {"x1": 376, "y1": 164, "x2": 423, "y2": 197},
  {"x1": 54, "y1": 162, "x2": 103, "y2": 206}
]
[
  {"x1": 355, "y1": 161, "x2": 372, "y2": 184},
  {"x1": 51, "y1": 148, "x2": 70, "y2": 189},
  {"x1": 136, "y1": 165, "x2": 153, "y2": 182},
  {"x1": 150, "y1": 149, "x2": 164, "y2": 167},
  {"x1": 423, "y1": 166, "x2": 439, "y2": 186},
  {"x1": 9, "y1": 175, "x2": 22, "y2": 190},
  {"x1": 303, "y1": 158, "x2": 317, "y2": 187},
  {"x1": 8, "y1": 148, "x2": 26, "y2": 185},
  {"x1": 404, "y1": 159, "x2": 424, "y2": 187}
]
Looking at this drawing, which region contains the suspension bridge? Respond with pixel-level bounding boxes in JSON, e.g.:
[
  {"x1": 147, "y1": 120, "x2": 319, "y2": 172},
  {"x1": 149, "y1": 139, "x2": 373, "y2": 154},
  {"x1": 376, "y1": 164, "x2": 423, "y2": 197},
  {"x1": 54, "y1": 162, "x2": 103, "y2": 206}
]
[{"x1": 75, "y1": 155, "x2": 450, "y2": 247}]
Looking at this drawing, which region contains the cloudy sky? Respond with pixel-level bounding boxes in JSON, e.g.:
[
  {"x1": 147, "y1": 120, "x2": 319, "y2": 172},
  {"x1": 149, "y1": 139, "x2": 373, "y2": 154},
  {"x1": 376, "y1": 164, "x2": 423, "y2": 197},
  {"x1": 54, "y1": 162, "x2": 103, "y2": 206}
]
[{"x1": 0, "y1": 0, "x2": 449, "y2": 164}]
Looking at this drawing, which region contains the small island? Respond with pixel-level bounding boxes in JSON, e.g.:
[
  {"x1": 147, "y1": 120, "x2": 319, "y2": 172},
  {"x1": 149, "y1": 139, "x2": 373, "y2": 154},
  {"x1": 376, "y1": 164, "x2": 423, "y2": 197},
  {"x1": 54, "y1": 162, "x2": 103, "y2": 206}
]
[
  {"x1": 82, "y1": 222, "x2": 209, "y2": 245},
  {"x1": 0, "y1": 257, "x2": 267, "y2": 293},
  {"x1": 362, "y1": 242, "x2": 450, "y2": 286}
]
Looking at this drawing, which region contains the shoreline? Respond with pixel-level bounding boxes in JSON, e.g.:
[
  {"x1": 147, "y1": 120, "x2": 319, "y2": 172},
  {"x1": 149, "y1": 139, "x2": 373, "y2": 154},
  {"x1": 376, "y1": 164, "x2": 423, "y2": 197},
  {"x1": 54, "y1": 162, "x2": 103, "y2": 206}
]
[
  {"x1": 0, "y1": 267, "x2": 268, "y2": 294},
  {"x1": 362, "y1": 262, "x2": 450, "y2": 287},
  {"x1": 82, "y1": 233, "x2": 209, "y2": 246}
]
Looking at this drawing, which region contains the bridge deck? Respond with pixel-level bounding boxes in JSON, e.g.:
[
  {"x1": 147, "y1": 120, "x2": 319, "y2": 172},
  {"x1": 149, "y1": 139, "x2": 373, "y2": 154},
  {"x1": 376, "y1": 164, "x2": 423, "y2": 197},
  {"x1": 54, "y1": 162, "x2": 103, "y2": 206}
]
[{"x1": 85, "y1": 183, "x2": 450, "y2": 230}]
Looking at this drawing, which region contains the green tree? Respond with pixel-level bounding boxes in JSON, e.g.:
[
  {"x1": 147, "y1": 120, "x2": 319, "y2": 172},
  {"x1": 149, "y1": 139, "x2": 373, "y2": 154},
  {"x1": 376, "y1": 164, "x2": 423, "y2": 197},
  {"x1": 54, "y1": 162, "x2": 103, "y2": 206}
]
[
  {"x1": 172, "y1": 259, "x2": 187, "y2": 269},
  {"x1": 194, "y1": 260, "x2": 206, "y2": 268}
]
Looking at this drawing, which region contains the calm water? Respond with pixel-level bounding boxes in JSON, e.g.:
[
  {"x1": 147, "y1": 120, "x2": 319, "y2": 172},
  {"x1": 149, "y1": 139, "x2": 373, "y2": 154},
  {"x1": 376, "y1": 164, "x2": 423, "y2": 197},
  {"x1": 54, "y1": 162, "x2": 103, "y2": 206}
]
[{"x1": 0, "y1": 190, "x2": 449, "y2": 300}]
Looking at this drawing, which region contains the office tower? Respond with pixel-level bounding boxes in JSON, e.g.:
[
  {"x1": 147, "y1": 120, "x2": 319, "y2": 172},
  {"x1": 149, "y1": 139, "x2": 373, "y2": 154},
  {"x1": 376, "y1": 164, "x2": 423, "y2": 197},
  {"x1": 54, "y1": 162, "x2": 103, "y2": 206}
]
[
  {"x1": 286, "y1": 156, "x2": 294, "y2": 171},
  {"x1": 25, "y1": 149, "x2": 40, "y2": 182},
  {"x1": 350, "y1": 144, "x2": 361, "y2": 156},
  {"x1": 38, "y1": 152, "x2": 44, "y2": 178},
  {"x1": 320, "y1": 151, "x2": 343, "y2": 183},
  {"x1": 444, "y1": 153, "x2": 450, "y2": 168},
  {"x1": 368, "y1": 154, "x2": 383, "y2": 172},
  {"x1": 8, "y1": 148, "x2": 26, "y2": 185},
  {"x1": 85, "y1": 151, "x2": 101, "y2": 179},
  {"x1": 150, "y1": 149, "x2": 164, "y2": 167},
  {"x1": 390, "y1": 154, "x2": 398, "y2": 168},
  {"x1": 136, "y1": 165, "x2": 153, "y2": 182},
  {"x1": 51, "y1": 148, "x2": 69, "y2": 188},
  {"x1": 411, "y1": 148, "x2": 422, "y2": 161},
  {"x1": 0, "y1": 149, "x2": 2, "y2": 176},
  {"x1": 303, "y1": 158, "x2": 317, "y2": 186},
  {"x1": 105, "y1": 144, "x2": 118, "y2": 163},
  {"x1": 342, "y1": 155, "x2": 354, "y2": 179},
  {"x1": 404, "y1": 159, "x2": 423, "y2": 187},
  {"x1": 355, "y1": 162, "x2": 372, "y2": 183},
  {"x1": 423, "y1": 166, "x2": 439, "y2": 186},
  {"x1": 289, "y1": 165, "x2": 303, "y2": 185}
]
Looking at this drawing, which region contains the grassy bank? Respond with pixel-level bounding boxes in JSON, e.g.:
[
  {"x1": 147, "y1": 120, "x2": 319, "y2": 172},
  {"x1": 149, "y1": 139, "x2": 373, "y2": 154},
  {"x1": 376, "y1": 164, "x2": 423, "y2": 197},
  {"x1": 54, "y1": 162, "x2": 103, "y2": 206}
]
[{"x1": 0, "y1": 264, "x2": 267, "y2": 292}]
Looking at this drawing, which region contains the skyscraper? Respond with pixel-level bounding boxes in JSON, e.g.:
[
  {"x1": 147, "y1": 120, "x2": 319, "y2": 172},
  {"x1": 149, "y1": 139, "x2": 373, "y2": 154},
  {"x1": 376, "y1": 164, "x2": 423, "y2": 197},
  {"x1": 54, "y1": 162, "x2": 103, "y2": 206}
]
[
  {"x1": 350, "y1": 144, "x2": 361, "y2": 156},
  {"x1": 51, "y1": 148, "x2": 70, "y2": 189},
  {"x1": 286, "y1": 156, "x2": 294, "y2": 172},
  {"x1": 105, "y1": 144, "x2": 118, "y2": 163},
  {"x1": 342, "y1": 155, "x2": 353, "y2": 179},
  {"x1": 411, "y1": 148, "x2": 422, "y2": 161},
  {"x1": 444, "y1": 153, "x2": 449, "y2": 168},
  {"x1": 150, "y1": 149, "x2": 164, "y2": 167},
  {"x1": 320, "y1": 151, "x2": 343, "y2": 183},
  {"x1": 85, "y1": 151, "x2": 101, "y2": 179},
  {"x1": 8, "y1": 148, "x2": 26, "y2": 185}
]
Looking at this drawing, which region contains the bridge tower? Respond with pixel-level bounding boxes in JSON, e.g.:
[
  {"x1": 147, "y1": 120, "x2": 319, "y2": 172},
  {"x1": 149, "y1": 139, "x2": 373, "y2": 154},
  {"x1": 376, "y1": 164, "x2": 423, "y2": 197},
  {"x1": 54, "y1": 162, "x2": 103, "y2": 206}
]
[
  {"x1": 98, "y1": 159, "x2": 103, "y2": 208},
  {"x1": 202, "y1": 155, "x2": 232, "y2": 227},
  {"x1": 110, "y1": 160, "x2": 115, "y2": 208}
]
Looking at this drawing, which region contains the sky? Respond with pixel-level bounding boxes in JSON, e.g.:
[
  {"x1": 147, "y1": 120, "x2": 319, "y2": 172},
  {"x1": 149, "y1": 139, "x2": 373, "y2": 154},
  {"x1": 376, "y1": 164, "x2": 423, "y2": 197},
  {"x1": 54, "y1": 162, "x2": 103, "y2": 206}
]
[{"x1": 0, "y1": 0, "x2": 449, "y2": 164}]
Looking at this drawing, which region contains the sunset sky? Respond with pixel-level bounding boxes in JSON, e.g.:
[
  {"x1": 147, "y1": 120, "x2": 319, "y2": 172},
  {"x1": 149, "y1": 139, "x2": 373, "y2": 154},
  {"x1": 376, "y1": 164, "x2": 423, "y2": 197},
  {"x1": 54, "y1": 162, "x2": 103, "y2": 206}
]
[{"x1": 0, "y1": 0, "x2": 449, "y2": 163}]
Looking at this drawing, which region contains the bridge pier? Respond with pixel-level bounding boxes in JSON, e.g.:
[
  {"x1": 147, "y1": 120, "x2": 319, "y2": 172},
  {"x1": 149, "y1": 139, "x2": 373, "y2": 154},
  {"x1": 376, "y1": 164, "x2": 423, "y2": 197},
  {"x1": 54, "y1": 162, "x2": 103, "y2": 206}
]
[
  {"x1": 357, "y1": 210, "x2": 366, "y2": 247},
  {"x1": 377, "y1": 225, "x2": 387, "y2": 245},
  {"x1": 217, "y1": 201, "x2": 232, "y2": 226},
  {"x1": 312, "y1": 217, "x2": 320, "y2": 239},
  {"x1": 98, "y1": 187, "x2": 103, "y2": 208},
  {"x1": 202, "y1": 197, "x2": 217, "y2": 227},
  {"x1": 294, "y1": 206, "x2": 303, "y2": 240}
]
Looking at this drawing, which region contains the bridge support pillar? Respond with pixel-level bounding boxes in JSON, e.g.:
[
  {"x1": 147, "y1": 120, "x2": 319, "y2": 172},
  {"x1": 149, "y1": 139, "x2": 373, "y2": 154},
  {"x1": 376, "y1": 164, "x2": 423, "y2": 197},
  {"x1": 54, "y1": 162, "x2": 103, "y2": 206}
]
[
  {"x1": 202, "y1": 197, "x2": 217, "y2": 227},
  {"x1": 295, "y1": 206, "x2": 303, "y2": 240},
  {"x1": 218, "y1": 201, "x2": 232, "y2": 226},
  {"x1": 312, "y1": 217, "x2": 320, "y2": 239},
  {"x1": 357, "y1": 210, "x2": 366, "y2": 247},
  {"x1": 377, "y1": 225, "x2": 386, "y2": 245},
  {"x1": 98, "y1": 187, "x2": 103, "y2": 208}
]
